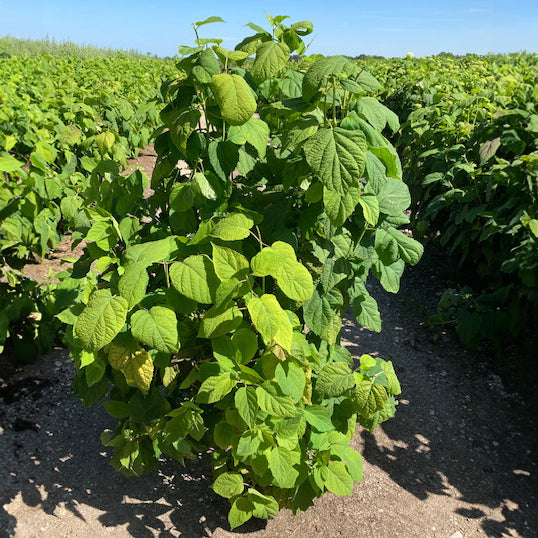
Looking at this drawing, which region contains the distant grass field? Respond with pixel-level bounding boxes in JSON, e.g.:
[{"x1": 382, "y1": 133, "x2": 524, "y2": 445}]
[{"x1": 0, "y1": 35, "x2": 154, "y2": 59}]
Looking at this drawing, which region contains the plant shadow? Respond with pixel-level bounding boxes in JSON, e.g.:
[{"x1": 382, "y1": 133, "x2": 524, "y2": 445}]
[
  {"x1": 0, "y1": 351, "x2": 265, "y2": 537},
  {"x1": 341, "y1": 262, "x2": 538, "y2": 538}
]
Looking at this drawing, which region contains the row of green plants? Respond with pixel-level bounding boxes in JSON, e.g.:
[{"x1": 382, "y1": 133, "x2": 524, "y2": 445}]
[
  {"x1": 0, "y1": 55, "x2": 175, "y2": 359},
  {"x1": 367, "y1": 54, "x2": 538, "y2": 348},
  {"x1": 49, "y1": 15, "x2": 422, "y2": 529}
]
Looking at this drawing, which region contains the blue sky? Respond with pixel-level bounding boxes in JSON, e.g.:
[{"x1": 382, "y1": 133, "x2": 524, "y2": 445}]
[{"x1": 2, "y1": 1, "x2": 537, "y2": 57}]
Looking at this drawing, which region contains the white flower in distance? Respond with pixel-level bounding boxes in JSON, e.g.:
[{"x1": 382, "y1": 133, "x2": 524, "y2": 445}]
[{"x1": 405, "y1": 51, "x2": 414, "y2": 58}]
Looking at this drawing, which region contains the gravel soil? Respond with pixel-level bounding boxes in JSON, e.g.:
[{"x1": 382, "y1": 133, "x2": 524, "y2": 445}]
[{"x1": 0, "y1": 149, "x2": 536, "y2": 538}]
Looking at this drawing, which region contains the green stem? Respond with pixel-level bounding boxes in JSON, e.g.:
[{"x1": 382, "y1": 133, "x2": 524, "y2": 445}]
[
  {"x1": 163, "y1": 262, "x2": 170, "y2": 288},
  {"x1": 332, "y1": 77, "x2": 337, "y2": 127},
  {"x1": 323, "y1": 84, "x2": 329, "y2": 127}
]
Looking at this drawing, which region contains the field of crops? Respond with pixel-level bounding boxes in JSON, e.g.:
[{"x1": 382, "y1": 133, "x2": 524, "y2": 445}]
[
  {"x1": 369, "y1": 53, "x2": 538, "y2": 348},
  {"x1": 1, "y1": 17, "x2": 537, "y2": 535}
]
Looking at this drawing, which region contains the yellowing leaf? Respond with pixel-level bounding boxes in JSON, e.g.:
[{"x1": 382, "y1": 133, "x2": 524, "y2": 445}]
[{"x1": 108, "y1": 343, "x2": 154, "y2": 394}]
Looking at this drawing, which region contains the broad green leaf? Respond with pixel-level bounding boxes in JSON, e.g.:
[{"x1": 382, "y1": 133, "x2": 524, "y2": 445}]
[
  {"x1": 372, "y1": 258, "x2": 405, "y2": 293},
  {"x1": 124, "y1": 237, "x2": 175, "y2": 264},
  {"x1": 193, "y1": 172, "x2": 217, "y2": 200},
  {"x1": 323, "y1": 186, "x2": 361, "y2": 227},
  {"x1": 212, "y1": 472, "x2": 244, "y2": 498},
  {"x1": 354, "y1": 97, "x2": 399, "y2": 133},
  {"x1": 248, "y1": 489, "x2": 279, "y2": 519},
  {"x1": 305, "y1": 127, "x2": 367, "y2": 194},
  {"x1": 236, "y1": 430, "x2": 261, "y2": 458},
  {"x1": 195, "y1": 15, "x2": 225, "y2": 27},
  {"x1": 235, "y1": 386, "x2": 258, "y2": 428},
  {"x1": 386, "y1": 228, "x2": 423, "y2": 265},
  {"x1": 282, "y1": 116, "x2": 319, "y2": 149},
  {"x1": 251, "y1": 41, "x2": 290, "y2": 84},
  {"x1": 213, "y1": 45, "x2": 249, "y2": 63},
  {"x1": 232, "y1": 328, "x2": 258, "y2": 363},
  {"x1": 161, "y1": 104, "x2": 201, "y2": 153},
  {"x1": 354, "y1": 377, "x2": 388, "y2": 416},
  {"x1": 85, "y1": 357, "x2": 106, "y2": 386},
  {"x1": 370, "y1": 146, "x2": 401, "y2": 179},
  {"x1": 302, "y1": 56, "x2": 358, "y2": 102},
  {"x1": 359, "y1": 395, "x2": 397, "y2": 432},
  {"x1": 356, "y1": 69, "x2": 382, "y2": 92},
  {"x1": 375, "y1": 228, "x2": 400, "y2": 265},
  {"x1": 358, "y1": 193, "x2": 380, "y2": 225},
  {"x1": 479, "y1": 137, "x2": 501, "y2": 165},
  {"x1": 198, "y1": 304, "x2": 243, "y2": 338},
  {"x1": 211, "y1": 73, "x2": 257, "y2": 126},
  {"x1": 377, "y1": 178, "x2": 410, "y2": 215},
  {"x1": 352, "y1": 291, "x2": 381, "y2": 332},
  {"x1": 315, "y1": 362, "x2": 355, "y2": 398},
  {"x1": 303, "y1": 288, "x2": 335, "y2": 338},
  {"x1": 251, "y1": 241, "x2": 313, "y2": 302},
  {"x1": 192, "y1": 48, "x2": 220, "y2": 84},
  {"x1": 131, "y1": 306, "x2": 179, "y2": 353},
  {"x1": 332, "y1": 446, "x2": 363, "y2": 483},
  {"x1": 256, "y1": 381, "x2": 297, "y2": 417},
  {"x1": 304, "y1": 405, "x2": 333, "y2": 432},
  {"x1": 380, "y1": 360, "x2": 401, "y2": 395},
  {"x1": 228, "y1": 496, "x2": 253, "y2": 530},
  {"x1": 74, "y1": 290, "x2": 128, "y2": 352},
  {"x1": 170, "y1": 254, "x2": 220, "y2": 304},
  {"x1": 268, "y1": 446, "x2": 299, "y2": 488},
  {"x1": 275, "y1": 362, "x2": 305, "y2": 402},
  {"x1": 322, "y1": 461, "x2": 354, "y2": 496},
  {"x1": 247, "y1": 294, "x2": 292, "y2": 351},
  {"x1": 197, "y1": 372, "x2": 237, "y2": 403},
  {"x1": 212, "y1": 243, "x2": 249, "y2": 280},
  {"x1": 0, "y1": 154, "x2": 24, "y2": 172},
  {"x1": 210, "y1": 213, "x2": 254, "y2": 241},
  {"x1": 228, "y1": 117, "x2": 270, "y2": 158},
  {"x1": 118, "y1": 262, "x2": 149, "y2": 309},
  {"x1": 94, "y1": 132, "x2": 115, "y2": 154},
  {"x1": 108, "y1": 343, "x2": 154, "y2": 394}
]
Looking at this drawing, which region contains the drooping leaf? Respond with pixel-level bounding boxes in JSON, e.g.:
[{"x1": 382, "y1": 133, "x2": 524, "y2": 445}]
[
  {"x1": 247, "y1": 294, "x2": 292, "y2": 351},
  {"x1": 108, "y1": 343, "x2": 154, "y2": 394},
  {"x1": 305, "y1": 127, "x2": 367, "y2": 194},
  {"x1": 302, "y1": 56, "x2": 358, "y2": 102},
  {"x1": 256, "y1": 381, "x2": 297, "y2": 417}
]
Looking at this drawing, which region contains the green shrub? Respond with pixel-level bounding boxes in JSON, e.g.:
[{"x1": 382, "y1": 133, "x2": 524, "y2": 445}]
[{"x1": 61, "y1": 15, "x2": 422, "y2": 529}]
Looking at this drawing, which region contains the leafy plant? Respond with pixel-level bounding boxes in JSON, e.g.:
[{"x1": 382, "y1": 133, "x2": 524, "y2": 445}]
[
  {"x1": 372, "y1": 53, "x2": 538, "y2": 347},
  {"x1": 60, "y1": 16, "x2": 422, "y2": 529}
]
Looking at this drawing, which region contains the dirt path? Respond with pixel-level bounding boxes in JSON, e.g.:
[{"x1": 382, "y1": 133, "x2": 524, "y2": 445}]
[{"x1": 1, "y1": 149, "x2": 536, "y2": 538}]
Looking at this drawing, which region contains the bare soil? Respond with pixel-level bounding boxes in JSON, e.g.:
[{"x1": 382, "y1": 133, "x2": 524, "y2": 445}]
[{"x1": 1, "y1": 148, "x2": 536, "y2": 538}]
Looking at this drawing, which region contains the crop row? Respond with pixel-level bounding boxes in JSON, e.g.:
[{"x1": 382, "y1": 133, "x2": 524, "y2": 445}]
[
  {"x1": 369, "y1": 54, "x2": 538, "y2": 348},
  {"x1": 0, "y1": 55, "x2": 175, "y2": 358}
]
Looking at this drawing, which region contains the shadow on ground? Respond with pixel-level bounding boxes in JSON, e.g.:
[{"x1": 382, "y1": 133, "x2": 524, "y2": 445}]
[
  {"x1": 0, "y1": 353, "x2": 265, "y2": 538},
  {"x1": 341, "y1": 260, "x2": 538, "y2": 538}
]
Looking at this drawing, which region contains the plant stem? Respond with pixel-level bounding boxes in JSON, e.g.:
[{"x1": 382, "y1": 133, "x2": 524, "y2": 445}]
[{"x1": 332, "y1": 77, "x2": 337, "y2": 127}]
